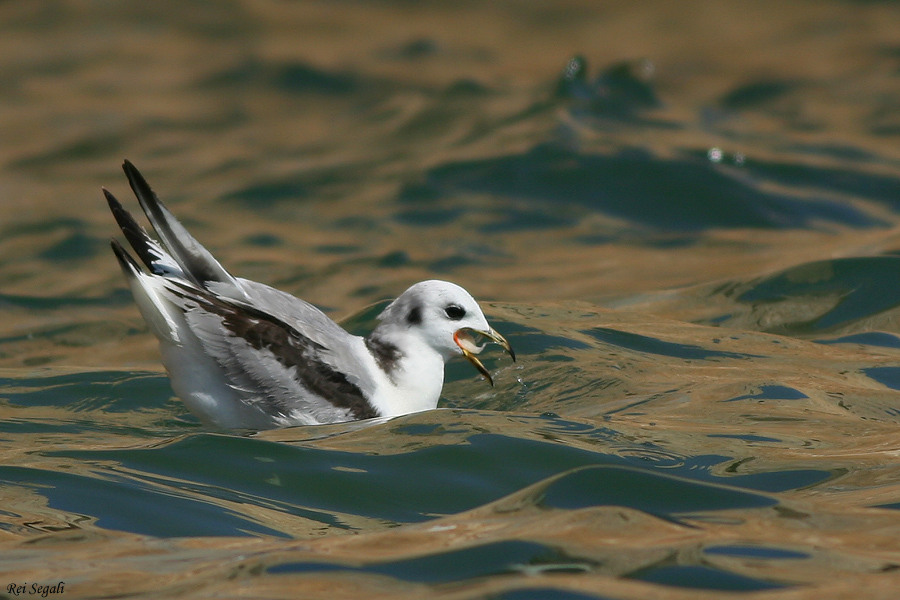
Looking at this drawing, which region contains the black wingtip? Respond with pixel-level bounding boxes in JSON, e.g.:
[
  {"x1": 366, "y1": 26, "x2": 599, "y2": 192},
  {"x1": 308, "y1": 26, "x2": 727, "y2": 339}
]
[
  {"x1": 122, "y1": 159, "x2": 161, "y2": 213},
  {"x1": 122, "y1": 159, "x2": 138, "y2": 177},
  {"x1": 110, "y1": 238, "x2": 141, "y2": 277},
  {"x1": 119, "y1": 158, "x2": 235, "y2": 289},
  {"x1": 122, "y1": 160, "x2": 144, "y2": 193},
  {"x1": 103, "y1": 187, "x2": 122, "y2": 212},
  {"x1": 104, "y1": 186, "x2": 162, "y2": 273}
]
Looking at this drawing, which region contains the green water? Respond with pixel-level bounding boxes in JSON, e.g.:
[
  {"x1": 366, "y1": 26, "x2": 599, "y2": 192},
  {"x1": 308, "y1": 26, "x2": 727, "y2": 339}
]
[{"x1": 3, "y1": 2, "x2": 900, "y2": 599}]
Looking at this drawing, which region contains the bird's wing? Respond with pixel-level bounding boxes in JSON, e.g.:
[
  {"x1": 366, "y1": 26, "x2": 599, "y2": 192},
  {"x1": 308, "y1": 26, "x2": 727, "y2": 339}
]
[
  {"x1": 107, "y1": 160, "x2": 383, "y2": 425},
  {"x1": 164, "y1": 279, "x2": 380, "y2": 424},
  {"x1": 105, "y1": 188, "x2": 184, "y2": 279},
  {"x1": 120, "y1": 160, "x2": 249, "y2": 299}
]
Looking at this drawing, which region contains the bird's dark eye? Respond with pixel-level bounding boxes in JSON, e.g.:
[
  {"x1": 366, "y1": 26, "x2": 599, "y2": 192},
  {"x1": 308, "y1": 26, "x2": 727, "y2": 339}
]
[{"x1": 444, "y1": 304, "x2": 466, "y2": 320}]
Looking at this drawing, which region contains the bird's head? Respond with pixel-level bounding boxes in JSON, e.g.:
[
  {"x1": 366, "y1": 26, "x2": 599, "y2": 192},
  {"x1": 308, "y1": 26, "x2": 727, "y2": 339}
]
[{"x1": 377, "y1": 280, "x2": 515, "y2": 385}]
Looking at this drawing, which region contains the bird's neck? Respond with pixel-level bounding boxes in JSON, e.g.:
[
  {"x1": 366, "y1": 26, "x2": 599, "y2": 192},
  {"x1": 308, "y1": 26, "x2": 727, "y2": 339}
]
[{"x1": 365, "y1": 328, "x2": 445, "y2": 417}]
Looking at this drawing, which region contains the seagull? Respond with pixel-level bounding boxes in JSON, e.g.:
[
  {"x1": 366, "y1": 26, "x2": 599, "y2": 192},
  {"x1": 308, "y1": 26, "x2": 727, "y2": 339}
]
[{"x1": 104, "y1": 160, "x2": 515, "y2": 430}]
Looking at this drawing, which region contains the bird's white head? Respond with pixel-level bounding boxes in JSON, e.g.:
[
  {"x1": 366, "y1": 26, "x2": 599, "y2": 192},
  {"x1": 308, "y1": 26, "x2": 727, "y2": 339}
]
[{"x1": 376, "y1": 280, "x2": 515, "y2": 384}]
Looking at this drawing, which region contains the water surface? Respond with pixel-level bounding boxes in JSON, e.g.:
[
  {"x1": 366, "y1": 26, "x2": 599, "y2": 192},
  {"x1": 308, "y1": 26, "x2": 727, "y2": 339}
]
[{"x1": 3, "y1": 2, "x2": 900, "y2": 598}]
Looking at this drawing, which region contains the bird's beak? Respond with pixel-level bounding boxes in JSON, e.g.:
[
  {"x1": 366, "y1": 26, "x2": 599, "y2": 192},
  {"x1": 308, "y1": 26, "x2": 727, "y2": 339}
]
[{"x1": 453, "y1": 327, "x2": 516, "y2": 386}]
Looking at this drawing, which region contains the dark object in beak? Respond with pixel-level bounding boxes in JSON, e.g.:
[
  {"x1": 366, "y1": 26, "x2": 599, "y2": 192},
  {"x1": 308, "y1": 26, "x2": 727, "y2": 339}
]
[{"x1": 453, "y1": 328, "x2": 516, "y2": 386}]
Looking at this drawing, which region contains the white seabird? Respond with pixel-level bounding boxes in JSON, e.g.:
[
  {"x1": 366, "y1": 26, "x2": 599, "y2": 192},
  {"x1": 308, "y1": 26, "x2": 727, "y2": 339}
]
[{"x1": 105, "y1": 160, "x2": 515, "y2": 429}]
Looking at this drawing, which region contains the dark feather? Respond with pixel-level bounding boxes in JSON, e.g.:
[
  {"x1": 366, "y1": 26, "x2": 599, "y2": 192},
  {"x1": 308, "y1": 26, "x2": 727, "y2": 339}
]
[
  {"x1": 365, "y1": 335, "x2": 403, "y2": 382},
  {"x1": 122, "y1": 160, "x2": 235, "y2": 288},
  {"x1": 406, "y1": 305, "x2": 422, "y2": 325},
  {"x1": 109, "y1": 238, "x2": 141, "y2": 277},
  {"x1": 168, "y1": 282, "x2": 377, "y2": 420},
  {"x1": 105, "y1": 188, "x2": 166, "y2": 275}
]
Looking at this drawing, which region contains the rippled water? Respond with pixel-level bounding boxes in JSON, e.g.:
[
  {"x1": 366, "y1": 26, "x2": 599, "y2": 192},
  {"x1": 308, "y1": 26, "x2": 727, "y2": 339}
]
[{"x1": 3, "y1": 2, "x2": 900, "y2": 598}]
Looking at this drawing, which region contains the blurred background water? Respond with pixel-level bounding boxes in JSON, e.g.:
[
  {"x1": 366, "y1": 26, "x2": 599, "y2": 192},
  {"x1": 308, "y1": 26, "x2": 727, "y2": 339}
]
[{"x1": 2, "y1": 1, "x2": 900, "y2": 598}]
